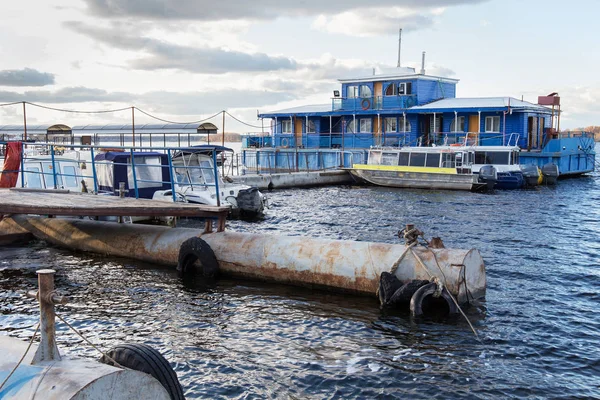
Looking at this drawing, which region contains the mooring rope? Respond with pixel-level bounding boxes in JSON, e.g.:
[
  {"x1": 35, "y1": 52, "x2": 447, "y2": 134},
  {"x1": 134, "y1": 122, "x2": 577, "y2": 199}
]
[
  {"x1": 55, "y1": 313, "x2": 127, "y2": 370},
  {"x1": 408, "y1": 247, "x2": 481, "y2": 342},
  {"x1": 0, "y1": 323, "x2": 40, "y2": 391}
]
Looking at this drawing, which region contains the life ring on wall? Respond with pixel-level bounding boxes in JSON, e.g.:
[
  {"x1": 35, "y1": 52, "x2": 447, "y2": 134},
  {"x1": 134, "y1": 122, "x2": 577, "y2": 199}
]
[
  {"x1": 361, "y1": 98, "x2": 371, "y2": 110},
  {"x1": 281, "y1": 137, "x2": 289, "y2": 147}
]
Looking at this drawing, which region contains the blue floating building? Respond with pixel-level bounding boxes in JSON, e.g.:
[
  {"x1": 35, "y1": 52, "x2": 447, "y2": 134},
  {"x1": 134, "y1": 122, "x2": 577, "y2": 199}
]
[{"x1": 253, "y1": 62, "x2": 595, "y2": 176}]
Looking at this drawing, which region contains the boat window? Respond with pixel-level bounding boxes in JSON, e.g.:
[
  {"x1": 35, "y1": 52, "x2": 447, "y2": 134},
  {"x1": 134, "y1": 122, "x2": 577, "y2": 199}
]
[
  {"x1": 25, "y1": 167, "x2": 43, "y2": 188},
  {"x1": 359, "y1": 85, "x2": 372, "y2": 98},
  {"x1": 281, "y1": 120, "x2": 292, "y2": 134},
  {"x1": 62, "y1": 165, "x2": 78, "y2": 188},
  {"x1": 346, "y1": 119, "x2": 356, "y2": 133},
  {"x1": 399, "y1": 116, "x2": 411, "y2": 132},
  {"x1": 347, "y1": 85, "x2": 358, "y2": 99},
  {"x1": 385, "y1": 83, "x2": 397, "y2": 96},
  {"x1": 174, "y1": 168, "x2": 190, "y2": 185},
  {"x1": 486, "y1": 151, "x2": 510, "y2": 165},
  {"x1": 425, "y1": 153, "x2": 441, "y2": 167},
  {"x1": 360, "y1": 119, "x2": 372, "y2": 133},
  {"x1": 475, "y1": 152, "x2": 486, "y2": 164},
  {"x1": 485, "y1": 116, "x2": 501, "y2": 132},
  {"x1": 307, "y1": 120, "x2": 316, "y2": 133},
  {"x1": 368, "y1": 151, "x2": 382, "y2": 165},
  {"x1": 200, "y1": 160, "x2": 215, "y2": 184},
  {"x1": 42, "y1": 162, "x2": 60, "y2": 188},
  {"x1": 398, "y1": 152, "x2": 409, "y2": 166},
  {"x1": 398, "y1": 83, "x2": 406, "y2": 95},
  {"x1": 128, "y1": 156, "x2": 163, "y2": 189},
  {"x1": 409, "y1": 153, "x2": 426, "y2": 167},
  {"x1": 512, "y1": 152, "x2": 519, "y2": 164},
  {"x1": 381, "y1": 152, "x2": 399, "y2": 166},
  {"x1": 384, "y1": 117, "x2": 397, "y2": 132},
  {"x1": 450, "y1": 116, "x2": 466, "y2": 132},
  {"x1": 442, "y1": 153, "x2": 456, "y2": 168}
]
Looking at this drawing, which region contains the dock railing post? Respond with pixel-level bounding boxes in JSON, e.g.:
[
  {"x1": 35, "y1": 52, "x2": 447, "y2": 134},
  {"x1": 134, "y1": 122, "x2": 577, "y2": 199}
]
[
  {"x1": 26, "y1": 269, "x2": 68, "y2": 363},
  {"x1": 212, "y1": 150, "x2": 220, "y2": 207},
  {"x1": 90, "y1": 147, "x2": 98, "y2": 194},
  {"x1": 129, "y1": 149, "x2": 139, "y2": 199},
  {"x1": 50, "y1": 145, "x2": 58, "y2": 189}
]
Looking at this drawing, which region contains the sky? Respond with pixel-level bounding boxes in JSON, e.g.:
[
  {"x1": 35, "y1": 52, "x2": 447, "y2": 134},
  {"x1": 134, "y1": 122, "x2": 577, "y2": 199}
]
[{"x1": 0, "y1": 0, "x2": 598, "y2": 132}]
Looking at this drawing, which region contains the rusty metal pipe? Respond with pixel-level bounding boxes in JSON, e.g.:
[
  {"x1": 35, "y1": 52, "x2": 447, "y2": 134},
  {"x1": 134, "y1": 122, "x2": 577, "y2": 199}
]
[
  {"x1": 32, "y1": 269, "x2": 62, "y2": 363},
  {"x1": 4, "y1": 216, "x2": 486, "y2": 303}
]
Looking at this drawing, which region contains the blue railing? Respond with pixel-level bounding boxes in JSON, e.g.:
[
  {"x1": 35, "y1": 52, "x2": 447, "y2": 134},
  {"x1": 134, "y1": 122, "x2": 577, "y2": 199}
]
[
  {"x1": 0, "y1": 142, "x2": 223, "y2": 206},
  {"x1": 331, "y1": 95, "x2": 418, "y2": 111}
]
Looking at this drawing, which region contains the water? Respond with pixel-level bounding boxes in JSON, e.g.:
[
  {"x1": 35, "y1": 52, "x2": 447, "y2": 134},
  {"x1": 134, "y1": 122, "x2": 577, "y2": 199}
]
[{"x1": 2, "y1": 160, "x2": 600, "y2": 398}]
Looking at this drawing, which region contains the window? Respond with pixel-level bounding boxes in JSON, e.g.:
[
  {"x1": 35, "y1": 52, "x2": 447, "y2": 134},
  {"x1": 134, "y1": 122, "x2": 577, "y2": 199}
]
[
  {"x1": 347, "y1": 85, "x2": 358, "y2": 98},
  {"x1": 425, "y1": 153, "x2": 441, "y2": 167},
  {"x1": 25, "y1": 166, "x2": 43, "y2": 188},
  {"x1": 475, "y1": 151, "x2": 510, "y2": 165},
  {"x1": 381, "y1": 152, "x2": 399, "y2": 166},
  {"x1": 307, "y1": 120, "x2": 316, "y2": 133},
  {"x1": 485, "y1": 116, "x2": 500, "y2": 132},
  {"x1": 399, "y1": 116, "x2": 411, "y2": 132},
  {"x1": 398, "y1": 83, "x2": 406, "y2": 95},
  {"x1": 359, "y1": 85, "x2": 372, "y2": 98},
  {"x1": 360, "y1": 119, "x2": 372, "y2": 133},
  {"x1": 385, "y1": 83, "x2": 397, "y2": 96},
  {"x1": 282, "y1": 119, "x2": 292, "y2": 133},
  {"x1": 398, "y1": 152, "x2": 409, "y2": 166},
  {"x1": 384, "y1": 117, "x2": 397, "y2": 133},
  {"x1": 346, "y1": 119, "x2": 356, "y2": 133},
  {"x1": 62, "y1": 165, "x2": 78, "y2": 188},
  {"x1": 450, "y1": 116, "x2": 465, "y2": 132},
  {"x1": 128, "y1": 156, "x2": 163, "y2": 189},
  {"x1": 409, "y1": 153, "x2": 426, "y2": 167}
]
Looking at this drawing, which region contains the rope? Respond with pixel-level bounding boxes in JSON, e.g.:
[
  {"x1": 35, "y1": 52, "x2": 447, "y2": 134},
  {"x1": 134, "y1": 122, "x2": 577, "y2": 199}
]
[
  {"x1": 225, "y1": 111, "x2": 264, "y2": 129},
  {"x1": 134, "y1": 107, "x2": 222, "y2": 125},
  {"x1": 25, "y1": 102, "x2": 131, "y2": 114},
  {"x1": 55, "y1": 313, "x2": 127, "y2": 370},
  {"x1": 408, "y1": 247, "x2": 480, "y2": 342},
  {"x1": 0, "y1": 323, "x2": 40, "y2": 391}
]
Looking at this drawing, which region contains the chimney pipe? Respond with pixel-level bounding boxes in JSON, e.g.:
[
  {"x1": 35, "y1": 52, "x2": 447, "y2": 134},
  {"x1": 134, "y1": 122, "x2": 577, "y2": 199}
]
[
  {"x1": 420, "y1": 51, "x2": 426, "y2": 75},
  {"x1": 397, "y1": 28, "x2": 402, "y2": 68}
]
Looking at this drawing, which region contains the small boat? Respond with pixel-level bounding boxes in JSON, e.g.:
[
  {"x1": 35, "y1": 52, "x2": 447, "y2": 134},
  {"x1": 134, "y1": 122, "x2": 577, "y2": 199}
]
[
  {"x1": 0, "y1": 154, "x2": 84, "y2": 192},
  {"x1": 350, "y1": 146, "x2": 486, "y2": 191}
]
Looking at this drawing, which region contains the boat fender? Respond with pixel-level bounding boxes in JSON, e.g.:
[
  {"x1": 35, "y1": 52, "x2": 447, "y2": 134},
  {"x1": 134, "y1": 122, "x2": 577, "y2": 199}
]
[
  {"x1": 100, "y1": 343, "x2": 185, "y2": 400},
  {"x1": 410, "y1": 282, "x2": 459, "y2": 317},
  {"x1": 176, "y1": 236, "x2": 219, "y2": 278},
  {"x1": 361, "y1": 98, "x2": 371, "y2": 110},
  {"x1": 378, "y1": 272, "x2": 429, "y2": 307}
]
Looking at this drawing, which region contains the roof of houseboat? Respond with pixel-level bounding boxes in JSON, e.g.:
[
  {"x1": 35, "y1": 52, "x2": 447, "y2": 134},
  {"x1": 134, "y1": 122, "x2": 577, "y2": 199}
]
[{"x1": 410, "y1": 97, "x2": 550, "y2": 112}]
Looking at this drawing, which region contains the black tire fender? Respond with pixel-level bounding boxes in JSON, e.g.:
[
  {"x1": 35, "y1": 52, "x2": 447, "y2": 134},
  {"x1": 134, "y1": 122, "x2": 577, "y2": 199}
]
[
  {"x1": 410, "y1": 282, "x2": 459, "y2": 316},
  {"x1": 176, "y1": 236, "x2": 219, "y2": 278},
  {"x1": 100, "y1": 343, "x2": 184, "y2": 400}
]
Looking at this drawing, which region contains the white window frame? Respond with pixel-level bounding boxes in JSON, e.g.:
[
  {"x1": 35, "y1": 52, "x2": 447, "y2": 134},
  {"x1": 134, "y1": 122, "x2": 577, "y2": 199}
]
[
  {"x1": 307, "y1": 120, "x2": 316, "y2": 133},
  {"x1": 384, "y1": 117, "x2": 397, "y2": 133},
  {"x1": 398, "y1": 83, "x2": 406, "y2": 95},
  {"x1": 347, "y1": 85, "x2": 358, "y2": 99},
  {"x1": 385, "y1": 83, "x2": 397, "y2": 96},
  {"x1": 399, "y1": 116, "x2": 411, "y2": 133},
  {"x1": 359, "y1": 85, "x2": 372, "y2": 98},
  {"x1": 281, "y1": 120, "x2": 292, "y2": 134},
  {"x1": 360, "y1": 118, "x2": 372, "y2": 133},
  {"x1": 346, "y1": 119, "x2": 356, "y2": 133},
  {"x1": 485, "y1": 116, "x2": 500, "y2": 132},
  {"x1": 451, "y1": 116, "x2": 466, "y2": 132}
]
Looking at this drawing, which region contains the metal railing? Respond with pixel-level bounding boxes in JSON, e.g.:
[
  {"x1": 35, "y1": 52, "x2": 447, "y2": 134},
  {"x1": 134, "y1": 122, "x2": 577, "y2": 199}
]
[
  {"x1": 0, "y1": 142, "x2": 223, "y2": 206},
  {"x1": 331, "y1": 95, "x2": 418, "y2": 111}
]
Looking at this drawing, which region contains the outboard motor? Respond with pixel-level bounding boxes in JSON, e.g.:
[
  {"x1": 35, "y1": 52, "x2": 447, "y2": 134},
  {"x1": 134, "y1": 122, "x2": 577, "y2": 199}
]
[
  {"x1": 541, "y1": 163, "x2": 559, "y2": 185},
  {"x1": 478, "y1": 165, "x2": 497, "y2": 190},
  {"x1": 236, "y1": 187, "x2": 265, "y2": 217},
  {"x1": 520, "y1": 164, "x2": 541, "y2": 187}
]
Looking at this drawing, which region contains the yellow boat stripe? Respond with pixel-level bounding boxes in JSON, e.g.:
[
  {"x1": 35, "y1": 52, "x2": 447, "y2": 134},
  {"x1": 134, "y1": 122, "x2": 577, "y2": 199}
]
[{"x1": 352, "y1": 164, "x2": 458, "y2": 175}]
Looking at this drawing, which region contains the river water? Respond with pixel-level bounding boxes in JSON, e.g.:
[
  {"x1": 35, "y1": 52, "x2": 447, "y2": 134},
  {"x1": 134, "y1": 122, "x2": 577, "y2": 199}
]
[{"x1": 1, "y1": 151, "x2": 600, "y2": 398}]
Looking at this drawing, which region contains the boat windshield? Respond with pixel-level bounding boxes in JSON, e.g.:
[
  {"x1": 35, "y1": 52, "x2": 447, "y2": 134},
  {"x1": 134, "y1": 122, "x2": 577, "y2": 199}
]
[
  {"x1": 174, "y1": 160, "x2": 215, "y2": 185},
  {"x1": 475, "y1": 151, "x2": 510, "y2": 165}
]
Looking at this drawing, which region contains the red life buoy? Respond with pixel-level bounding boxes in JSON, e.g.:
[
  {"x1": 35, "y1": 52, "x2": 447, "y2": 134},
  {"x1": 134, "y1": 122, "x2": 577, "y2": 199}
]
[{"x1": 361, "y1": 98, "x2": 371, "y2": 110}]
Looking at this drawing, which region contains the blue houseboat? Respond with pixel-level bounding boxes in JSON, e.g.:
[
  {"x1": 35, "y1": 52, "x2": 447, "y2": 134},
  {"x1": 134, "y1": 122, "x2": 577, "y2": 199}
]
[{"x1": 252, "y1": 63, "x2": 595, "y2": 178}]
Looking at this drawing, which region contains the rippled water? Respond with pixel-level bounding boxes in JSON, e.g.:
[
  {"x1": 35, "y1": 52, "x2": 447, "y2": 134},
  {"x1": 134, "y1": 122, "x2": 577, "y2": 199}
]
[{"x1": 2, "y1": 150, "x2": 600, "y2": 398}]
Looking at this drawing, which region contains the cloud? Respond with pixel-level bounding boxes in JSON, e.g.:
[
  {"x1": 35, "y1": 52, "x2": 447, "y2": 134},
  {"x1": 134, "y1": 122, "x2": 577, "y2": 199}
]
[
  {"x1": 82, "y1": 0, "x2": 487, "y2": 21},
  {"x1": 312, "y1": 8, "x2": 435, "y2": 37},
  {"x1": 0, "y1": 87, "x2": 133, "y2": 104},
  {"x1": 0, "y1": 68, "x2": 56, "y2": 87},
  {"x1": 67, "y1": 21, "x2": 299, "y2": 74}
]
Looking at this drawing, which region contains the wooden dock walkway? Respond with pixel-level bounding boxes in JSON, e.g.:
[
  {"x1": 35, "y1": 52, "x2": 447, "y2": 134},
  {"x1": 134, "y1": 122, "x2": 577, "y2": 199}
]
[{"x1": 0, "y1": 189, "x2": 230, "y2": 232}]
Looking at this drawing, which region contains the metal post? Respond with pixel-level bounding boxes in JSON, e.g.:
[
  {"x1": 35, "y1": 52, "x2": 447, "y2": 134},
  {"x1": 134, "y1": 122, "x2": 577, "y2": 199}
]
[
  {"x1": 50, "y1": 145, "x2": 58, "y2": 189},
  {"x1": 131, "y1": 107, "x2": 135, "y2": 148},
  {"x1": 23, "y1": 102, "x2": 27, "y2": 142},
  {"x1": 129, "y1": 149, "x2": 139, "y2": 198},
  {"x1": 222, "y1": 110, "x2": 226, "y2": 177},
  {"x1": 212, "y1": 150, "x2": 220, "y2": 206},
  {"x1": 167, "y1": 149, "x2": 177, "y2": 203},
  {"x1": 20, "y1": 143, "x2": 25, "y2": 188},
  {"x1": 27, "y1": 269, "x2": 67, "y2": 363},
  {"x1": 89, "y1": 147, "x2": 98, "y2": 194}
]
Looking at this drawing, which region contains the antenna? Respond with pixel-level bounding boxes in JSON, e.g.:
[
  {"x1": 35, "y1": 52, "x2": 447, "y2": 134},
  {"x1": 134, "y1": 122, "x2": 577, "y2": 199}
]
[
  {"x1": 397, "y1": 28, "x2": 402, "y2": 68},
  {"x1": 420, "y1": 51, "x2": 426, "y2": 75}
]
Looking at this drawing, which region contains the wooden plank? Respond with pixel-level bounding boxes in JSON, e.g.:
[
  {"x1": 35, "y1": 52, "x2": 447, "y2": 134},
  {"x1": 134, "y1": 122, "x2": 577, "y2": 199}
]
[{"x1": 0, "y1": 189, "x2": 230, "y2": 219}]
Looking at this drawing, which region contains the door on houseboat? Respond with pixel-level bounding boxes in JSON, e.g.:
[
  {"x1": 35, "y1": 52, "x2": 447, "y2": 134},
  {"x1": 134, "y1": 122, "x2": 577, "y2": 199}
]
[
  {"x1": 528, "y1": 117, "x2": 538, "y2": 149},
  {"x1": 468, "y1": 115, "x2": 480, "y2": 133},
  {"x1": 294, "y1": 118, "x2": 303, "y2": 147},
  {"x1": 373, "y1": 82, "x2": 383, "y2": 109}
]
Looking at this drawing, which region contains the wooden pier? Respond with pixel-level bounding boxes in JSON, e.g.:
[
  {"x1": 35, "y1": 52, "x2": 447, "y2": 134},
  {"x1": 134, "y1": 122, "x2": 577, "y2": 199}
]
[{"x1": 0, "y1": 188, "x2": 230, "y2": 232}]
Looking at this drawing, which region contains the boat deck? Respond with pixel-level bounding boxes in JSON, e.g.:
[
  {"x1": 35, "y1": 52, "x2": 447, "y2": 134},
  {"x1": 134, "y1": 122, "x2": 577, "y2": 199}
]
[{"x1": 0, "y1": 188, "x2": 230, "y2": 232}]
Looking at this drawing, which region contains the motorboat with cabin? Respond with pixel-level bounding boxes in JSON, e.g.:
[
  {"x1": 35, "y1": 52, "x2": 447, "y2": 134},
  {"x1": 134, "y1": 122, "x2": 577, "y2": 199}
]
[{"x1": 350, "y1": 146, "x2": 486, "y2": 191}]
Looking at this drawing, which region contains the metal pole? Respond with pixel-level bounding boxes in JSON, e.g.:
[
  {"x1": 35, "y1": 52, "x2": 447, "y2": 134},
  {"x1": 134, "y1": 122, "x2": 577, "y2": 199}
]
[
  {"x1": 129, "y1": 149, "x2": 139, "y2": 198},
  {"x1": 50, "y1": 145, "x2": 58, "y2": 189},
  {"x1": 131, "y1": 107, "x2": 135, "y2": 148},
  {"x1": 212, "y1": 150, "x2": 220, "y2": 206},
  {"x1": 222, "y1": 110, "x2": 225, "y2": 177},
  {"x1": 90, "y1": 147, "x2": 98, "y2": 193},
  {"x1": 167, "y1": 149, "x2": 177, "y2": 203},
  {"x1": 22, "y1": 102, "x2": 27, "y2": 142}
]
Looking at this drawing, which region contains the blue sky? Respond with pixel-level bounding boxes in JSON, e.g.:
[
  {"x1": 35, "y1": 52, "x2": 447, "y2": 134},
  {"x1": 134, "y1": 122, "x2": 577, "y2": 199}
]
[{"x1": 0, "y1": 0, "x2": 597, "y2": 131}]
